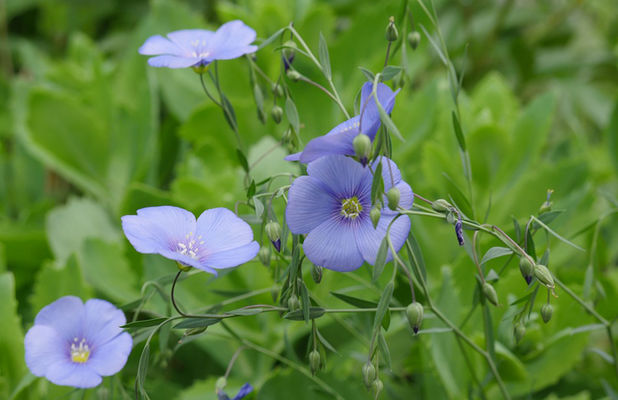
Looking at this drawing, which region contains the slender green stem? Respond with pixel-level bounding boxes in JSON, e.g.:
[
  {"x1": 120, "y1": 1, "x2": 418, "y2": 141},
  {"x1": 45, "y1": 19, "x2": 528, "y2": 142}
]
[
  {"x1": 298, "y1": 75, "x2": 340, "y2": 104},
  {"x1": 199, "y1": 73, "x2": 222, "y2": 106},
  {"x1": 223, "y1": 346, "x2": 246, "y2": 380},
  {"x1": 324, "y1": 307, "x2": 407, "y2": 313},
  {"x1": 554, "y1": 278, "x2": 609, "y2": 326}
]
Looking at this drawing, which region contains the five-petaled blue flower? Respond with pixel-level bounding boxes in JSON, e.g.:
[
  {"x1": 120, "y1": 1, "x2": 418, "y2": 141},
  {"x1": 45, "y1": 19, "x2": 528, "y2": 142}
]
[
  {"x1": 121, "y1": 206, "x2": 259, "y2": 274},
  {"x1": 24, "y1": 296, "x2": 133, "y2": 388},
  {"x1": 286, "y1": 155, "x2": 413, "y2": 271},
  {"x1": 285, "y1": 82, "x2": 399, "y2": 164},
  {"x1": 139, "y1": 20, "x2": 258, "y2": 69},
  {"x1": 218, "y1": 383, "x2": 253, "y2": 400}
]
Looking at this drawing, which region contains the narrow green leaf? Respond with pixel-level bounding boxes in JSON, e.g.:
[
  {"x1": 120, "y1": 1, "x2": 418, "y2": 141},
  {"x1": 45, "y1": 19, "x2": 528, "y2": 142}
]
[
  {"x1": 480, "y1": 247, "x2": 513, "y2": 265},
  {"x1": 247, "y1": 179, "x2": 256, "y2": 198},
  {"x1": 525, "y1": 225, "x2": 537, "y2": 260},
  {"x1": 372, "y1": 237, "x2": 389, "y2": 282},
  {"x1": 225, "y1": 308, "x2": 265, "y2": 316},
  {"x1": 173, "y1": 318, "x2": 221, "y2": 329},
  {"x1": 253, "y1": 83, "x2": 265, "y2": 123},
  {"x1": 512, "y1": 216, "x2": 521, "y2": 243},
  {"x1": 137, "y1": 343, "x2": 150, "y2": 399},
  {"x1": 381, "y1": 65, "x2": 403, "y2": 81},
  {"x1": 373, "y1": 83, "x2": 405, "y2": 142},
  {"x1": 330, "y1": 292, "x2": 377, "y2": 308},
  {"x1": 406, "y1": 231, "x2": 427, "y2": 281},
  {"x1": 220, "y1": 93, "x2": 238, "y2": 132},
  {"x1": 258, "y1": 27, "x2": 286, "y2": 50},
  {"x1": 284, "y1": 307, "x2": 325, "y2": 321},
  {"x1": 358, "y1": 67, "x2": 375, "y2": 81},
  {"x1": 285, "y1": 97, "x2": 300, "y2": 134},
  {"x1": 121, "y1": 318, "x2": 169, "y2": 330},
  {"x1": 419, "y1": 24, "x2": 447, "y2": 65},
  {"x1": 531, "y1": 216, "x2": 585, "y2": 252},
  {"x1": 299, "y1": 280, "x2": 311, "y2": 322},
  {"x1": 318, "y1": 32, "x2": 331, "y2": 80},
  {"x1": 377, "y1": 331, "x2": 392, "y2": 370},
  {"x1": 253, "y1": 196, "x2": 264, "y2": 218},
  {"x1": 237, "y1": 150, "x2": 249, "y2": 172},
  {"x1": 371, "y1": 162, "x2": 384, "y2": 205},
  {"x1": 371, "y1": 281, "x2": 394, "y2": 334},
  {"x1": 451, "y1": 112, "x2": 466, "y2": 151},
  {"x1": 607, "y1": 99, "x2": 618, "y2": 175},
  {"x1": 534, "y1": 210, "x2": 565, "y2": 228}
]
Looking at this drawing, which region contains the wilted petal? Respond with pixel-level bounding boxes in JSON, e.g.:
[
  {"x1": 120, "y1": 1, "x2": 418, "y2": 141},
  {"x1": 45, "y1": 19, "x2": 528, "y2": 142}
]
[
  {"x1": 303, "y1": 217, "x2": 364, "y2": 271},
  {"x1": 286, "y1": 176, "x2": 339, "y2": 233},
  {"x1": 354, "y1": 213, "x2": 410, "y2": 266}
]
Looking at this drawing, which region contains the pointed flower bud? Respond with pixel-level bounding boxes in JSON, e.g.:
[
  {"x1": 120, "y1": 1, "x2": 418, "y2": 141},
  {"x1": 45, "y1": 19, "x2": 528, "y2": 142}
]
[
  {"x1": 287, "y1": 294, "x2": 300, "y2": 311},
  {"x1": 519, "y1": 257, "x2": 534, "y2": 285},
  {"x1": 372, "y1": 379, "x2": 384, "y2": 397},
  {"x1": 385, "y1": 16, "x2": 398, "y2": 42},
  {"x1": 282, "y1": 40, "x2": 297, "y2": 70},
  {"x1": 406, "y1": 302, "x2": 424, "y2": 334},
  {"x1": 265, "y1": 221, "x2": 282, "y2": 252},
  {"x1": 431, "y1": 198, "x2": 451, "y2": 212},
  {"x1": 362, "y1": 362, "x2": 376, "y2": 387},
  {"x1": 286, "y1": 69, "x2": 301, "y2": 82},
  {"x1": 514, "y1": 322, "x2": 526, "y2": 342},
  {"x1": 534, "y1": 264, "x2": 555, "y2": 289},
  {"x1": 353, "y1": 133, "x2": 372, "y2": 166},
  {"x1": 455, "y1": 216, "x2": 464, "y2": 246},
  {"x1": 258, "y1": 246, "x2": 271, "y2": 266},
  {"x1": 272, "y1": 83, "x2": 284, "y2": 98},
  {"x1": 309, "y1": 350, "x2": 321, "y2": 374},
  {"x1": 541, "y1": 303, "x2": 553, "y2": 323},
  {"x1": 407, "y1": 31, "x2": 421, "y2": 50},
  {"x1": 387, "y1": 187, "x2": 400, "y2": 211},
  {"x1": 370, "y1": 206, "x2": 381, "y2": 229},
  {"x1": 446, "y1": 211, "x2": 456, "y2": 224},
  {"x1": 311, "y1": 264, "x2": 323, "y2": 284},
  {"x1": 482, "y1": 282, "x2": 499, "y2": 306},
  {"x1": 271, "y1": 105, "x2": 283, "y2": 124}
]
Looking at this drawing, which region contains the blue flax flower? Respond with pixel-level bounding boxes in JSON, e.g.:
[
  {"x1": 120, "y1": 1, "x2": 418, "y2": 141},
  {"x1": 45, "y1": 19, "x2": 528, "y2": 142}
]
[
  {"x1": 286, "y1": 155, "x2": 413, "y2": 271},
  {"x1": 24, "y1": 296, "x2": 133, "y2": 388},
  {"x1": 121, "y1": 206, "x2": 259, "y2": 274},
  {"x1": 139, "y1": 20, "x2": 257, "y2": 68},
  {"x1": 285, "y1": 82, "x2": 399, "y2": 164},
  {"x1": 218, "y1": 383, "x2": 253, "y2": 400}
]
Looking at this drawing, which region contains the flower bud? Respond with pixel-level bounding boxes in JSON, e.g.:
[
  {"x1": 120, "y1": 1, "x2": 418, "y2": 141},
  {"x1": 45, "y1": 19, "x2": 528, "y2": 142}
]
[
  {"x1": 287, "y1": 294, "x2": 300, "y2": 311},
  {"x1": 406, "y1": 302, "x2": 424, "y2": 334},
  {"x1": 272, "y1": 83, "x2": 284, "y2": 98},
  {"x1": 258, "y1": 246, "x2": 271, "y2": 266},
  {"x1": 446, "y1": 211, "x2": 456, "y2": 224},
  {"x1": 265, "y1": 221, "x2": 282, "y2": 252},
  {"x1": 372, "y1": 379, "x2": 384, "y2": 397},
  {"x1": 534, "y1": 264, "x2": 555, "y2": 289},
  {"x1": 482, "y1": 282, "x2": 499, "y2": 306},
  {"x1": 282, "y1": 40, "x2": 297, "y2": 70},
  {"x1": 309, "y1": 350, "x2": 321, "y2": 374},
  {"x1": 215, "y1": 377, "x2": 227, "y2": 392},
  {"x1": 514, "y1": 322, "x2": 526, "y2": 343},
  {"x1": 353, "y1": 133, "x2": 372, "y2": 166},
  {"x1": 431, "y1": 198, "x2": 451, "y2": 212},
  {"x1": 519, "y1": 257, "x2": 534, "y2": 285},
  {"x1": 286, "y1": 69, "x2": 301, "y2": 82},
  {"x1": 387, "y1": 187, "x2": 400, "y2": 211},
  {"x1": 282, "y1": 127, "x2": 293, "y2": 144},
  {"x1": 362, "y1": 362, "x2": 376, "y2": 387},
  {"x1": 455, "y1": 217, "x2": 464, "y2": 246},
  {"x1": 311, "y1": 264, "x2": 323, "y2": 284},
  {"x1": 370, "y1": 206, "x2": 381, "y2": 229},
  {"x1": 541, "y1": 303, "x2": 553, "y2": 323},
  {"x1": 271, "y1": 105, "x2": 283, "y2": 124},
  {"x1": 539, "y1": 189, "x2": 554, "y2": 214},
  {"x1": 385, "y1": 16, "x2": 398, "y2": 42},
  {"x1": 407, "y1": 31, "x2": 421, "y2": 50}
]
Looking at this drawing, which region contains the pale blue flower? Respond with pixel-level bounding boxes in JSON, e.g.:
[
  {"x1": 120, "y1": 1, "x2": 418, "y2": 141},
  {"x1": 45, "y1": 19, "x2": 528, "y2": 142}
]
[
  {"x1": 286, "y1": 155, "x2": 413, "y2": 271},
  {"x1": 121, "y1": 206, "x2": 259, "y2": 274},
  {"x1": 24, "y1": 296, "x2": 133, "y2": 388},
  {"x1": 139, "y1": 20, "x2": 257, "y2": 68}
]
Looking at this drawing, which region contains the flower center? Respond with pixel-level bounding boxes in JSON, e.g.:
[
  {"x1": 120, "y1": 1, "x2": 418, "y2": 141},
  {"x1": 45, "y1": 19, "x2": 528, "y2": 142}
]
[
  {"x1": 177, "y1": 232, "x2": 204, "y2": 260},
  {"x1": 70, "y1": 338, "x2": 90, "y2": 364},
  {"x1": 340, "y1": 197, "x2": 363, "y2": 219}
]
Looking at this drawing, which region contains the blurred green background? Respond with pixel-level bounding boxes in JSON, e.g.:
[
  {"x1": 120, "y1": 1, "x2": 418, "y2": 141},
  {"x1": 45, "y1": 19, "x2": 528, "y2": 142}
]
[{"x1": 1, "y1": 0, "x2": 617, "y2": 399}]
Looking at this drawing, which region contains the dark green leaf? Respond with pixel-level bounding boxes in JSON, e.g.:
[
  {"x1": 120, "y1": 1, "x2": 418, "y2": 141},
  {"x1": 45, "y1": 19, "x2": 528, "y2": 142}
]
[
  {"x1": 330, "y1": 292, "x2": 377, "y2": 308},
  {"x1": 377, "y1": 331, "x2": 392, "y2": 370},
  {"x1": 121, "y1": 318, "x2": 168, "y2": 329},
  {"x1": 237, "y1": 150, "x2": 249, "y2": 173},
  {"x1": 381, "y1": 66, "x2": 403, "y2": 81},
  {"x1": 371, "y1": 281, "x2": 394, "y2": 334},
  {"x1": 451, "y1": 112, "x2": 466, "y2": 151},
  {"x1": 220, "y1": 93, "x2": 238, "y2": 132},
  {"x1": 358, "y1": 67, "x2": 375, "y2": 81},
  {"x1": 285, "y1": 97, "x2": 300, "y2": 134},
  {"x1": 258, "y1": 27, "x2": 286, "y2": 50},
  {"x1": 173, "y1": 317, "x2": 221, "y2": 329},
  {"x1": 284, "y1": 307, "x2": 325, "y2": 321},
  {"x1": 406, "y1": 231, "x2": 427, "y2": 281},
  {"x1": 480, "y1": 247, "x2": 513, "y2": 265},
  {"x1": 225, "y1": 308, "x2": 264, "y2": 316},
  {"x1": 371, "y1": 162, "x2": 383, "y2": 205},
  {"x1": 372, "y1": 237, "x2": 389, "y2": 282},
  {"x1": 299, "y1": 280, "x2": 311, "y2": 322}
]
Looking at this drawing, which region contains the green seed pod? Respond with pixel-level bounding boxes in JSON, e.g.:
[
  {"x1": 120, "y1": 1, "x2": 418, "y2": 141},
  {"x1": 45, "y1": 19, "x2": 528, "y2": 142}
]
[
  {"x1": 405, "y1": 302, "x2": 424, "y2": 334},
  {"x1": 519, "y1": 257, "x2": 534, "y2": 284},
  {"x1": 258, "y1": 246, "x2": 271, "y2": 266},
  {"x1": 311, "y1": 264, "x2": 323, "y2": 283},
  {"x1": 272, "y1": 83, "x2": 284, "y2": 98},
  {"x1": 385, "y1": 16, "x2": 398, "y2": 42},
  {"x1": 362, "y1": 362, "x2": 376, "y2": 387},
  {"x1": 534, "y1": 264, "x2": 555, "y2": 289},
  {"x1": 370, "y1": 206, "x2": 381, "y2": 229},
  {"x1": 407, "y1": 31, "x2": 421, "y2": 50},
  {"x1": 514, "y1": 322, "x2": 526, "y2": 342},
  {"x1": 431, "y1": 198, "x2": 451, "y2": 212},
  {"x1": 286, "y1": 69, "x2": 301, "y2": 82},
  {"x1": 309, "y1": 350, "x2": 321, "y2": 374},
  {"x1": 372, "y1": 379, "x2": 384, "y2": 397},
  {"x1": 387, "y1": 187, "x2": 400, "y2": 211},
  {"x1": 271, "y1": 105, "x2": 283, "y2": 124},
  {"x1": 482, "y1": 282, "x2": 499, "y2": 306},
  {"x1": 541, "y1": 303, "x2": 553, "y2": 323},
  {"x1": 353, "y1": 133, "x2": 372, "y2": 165},
  {"x1": 287, "y1": 294, "x2": 300, "y2": 312}
]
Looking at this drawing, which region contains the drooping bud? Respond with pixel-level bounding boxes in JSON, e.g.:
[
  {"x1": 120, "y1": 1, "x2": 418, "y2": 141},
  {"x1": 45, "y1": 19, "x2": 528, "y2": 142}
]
[
  {"x1": 309, "y1": 350, "x2": 321, "y2": 375},
  {"x1": 534, "y1": 264, "x2": 555, "y2": 289},
  {"x1": 311, "y1": 264, "x2": 323, "y2": 283},
  {"x1": 258, "y1": 246, "x2": 271, "y2": 266},
  {"x1": 287, "y1": 294, "x2": 300, "y2": 312},
  {"x1": 446, "y1": 211, "x2": 456, "y2": 224},
  {"x1": 514, "y1": 322, "x2": 526, "y2": 343},
  {"x1": 385, "y1": 16, "x2": 398, "y2": 42},
  {"x1": 407, "y1": 31, "x2": 421, "y2": 50},
  {"x1": 387, "y1": 187, "x2": 400, "y2": 211},
  {"x1": 272, "y1": 83, "x2": 284, "y2": 98},
  {"x1": 265, "y1": 221, "x2": 282, "y2": 252},
  {"x1": 372, "y1": 379, "x2": 384, "y2": 397},
  {"x1": 370, "y1": 206, "x2": 381, "y2": 229},
  {"x1": 541, "y1": 303, "x2": 553, "y2": 323},
  {"x1": 215, "y1": 377, "x2": 227, "y2": 393},
  {"x1": 431, "y1": 198, "x2": 451, "y2": 212},
  {"x1": 353, "y1": 133, "x2": 372, "y2": 166},
  {"x1": 519, "y1": 257, "x2": 534, "y2": 285},
  {"x1": 539, "y1": 189, "x2": 554, "y2": 214},
  {"x1": 455, "y1": 215, "x2": 464, "y2": 246},
  {"x1": 405, "y1": 302, "x2": 424, "y2": 334},
  {"x1": 271, "y1": 105, "x2": 283, "y2": 124},
  {"x1": 362, "y1": 362, "x2": 376, "y2": 388},
  {"x1": 282, "y1": 40, "x2": 297, "y2": 70},
  {"x1": 482, "y1": 282, "x2": 499, "y2": 306},
  {"x1": 286, "y1": 69, "x2": 301, "y2": 82}
]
